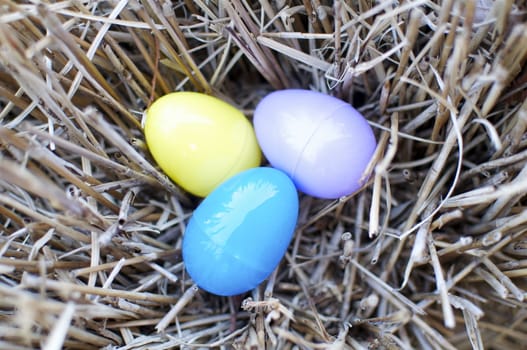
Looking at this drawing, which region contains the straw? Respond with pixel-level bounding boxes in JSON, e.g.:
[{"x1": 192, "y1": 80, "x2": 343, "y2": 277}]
[{"x1": 1, "y1": 1, "x2": 527, "y2": 348}]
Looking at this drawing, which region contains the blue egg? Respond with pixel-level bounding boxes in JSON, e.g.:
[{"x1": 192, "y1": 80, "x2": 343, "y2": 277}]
[{"x1": 182, "y1": 167, "x2": 299, "y2": 296}]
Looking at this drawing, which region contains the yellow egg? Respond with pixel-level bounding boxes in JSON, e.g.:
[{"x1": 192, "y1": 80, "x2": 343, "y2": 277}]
[{"x1": 144, "y1": 92, "x2": 261, "y2": 197}]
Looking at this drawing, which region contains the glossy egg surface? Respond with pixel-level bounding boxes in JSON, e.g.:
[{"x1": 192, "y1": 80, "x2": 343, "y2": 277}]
[
  {"x1": 254, "y1": 89, "x2": 376, "y2": 199},
  {"x1": 144, "y1": 92, "x2": 261, "y2": 197},
  {"x1": 182, "y1": 167, "x2": 298, "y2": 296}
]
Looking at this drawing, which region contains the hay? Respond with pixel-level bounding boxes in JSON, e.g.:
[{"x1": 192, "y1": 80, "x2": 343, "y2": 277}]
[{"x1": 0, "y1": 0, "x2": 526, "y2": 349}]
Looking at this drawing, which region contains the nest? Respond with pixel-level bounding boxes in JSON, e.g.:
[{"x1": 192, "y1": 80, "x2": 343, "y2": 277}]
[{"x1": 1, "y1": 1, "x2": 527, "y2": 349}]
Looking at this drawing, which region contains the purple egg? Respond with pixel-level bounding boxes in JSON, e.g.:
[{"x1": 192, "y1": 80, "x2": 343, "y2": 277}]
[{"x1": 254, "y1": 89, "x2": 377, "y2": 199}]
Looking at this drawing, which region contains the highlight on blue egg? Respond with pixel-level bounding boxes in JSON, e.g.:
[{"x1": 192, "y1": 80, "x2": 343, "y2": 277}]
[{"x1": 182, "y1": 167, "x2": 299, "y2": 296}]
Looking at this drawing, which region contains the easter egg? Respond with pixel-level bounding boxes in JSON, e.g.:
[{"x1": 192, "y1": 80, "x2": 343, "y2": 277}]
[
  {"x1": 144, "y1": 92, "x2": 261, "y2": 197},
  {"x1": 254, "y1": 89, "x2": 376, "y2": 199},
  {"x1": 182, "y1": 167, "x2": 298, "y2": 296}
]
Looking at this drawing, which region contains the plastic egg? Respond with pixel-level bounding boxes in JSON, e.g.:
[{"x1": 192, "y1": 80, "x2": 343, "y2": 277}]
[
  {"x1": 254, "y1": 89, "x2": 377, "y2": 199},
  {"x1": 144, "y1": 92, "x2": 261, "y2": 197},
  {"x1": 182, "y1": 167, "x2": 298, "y2": 296}
]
